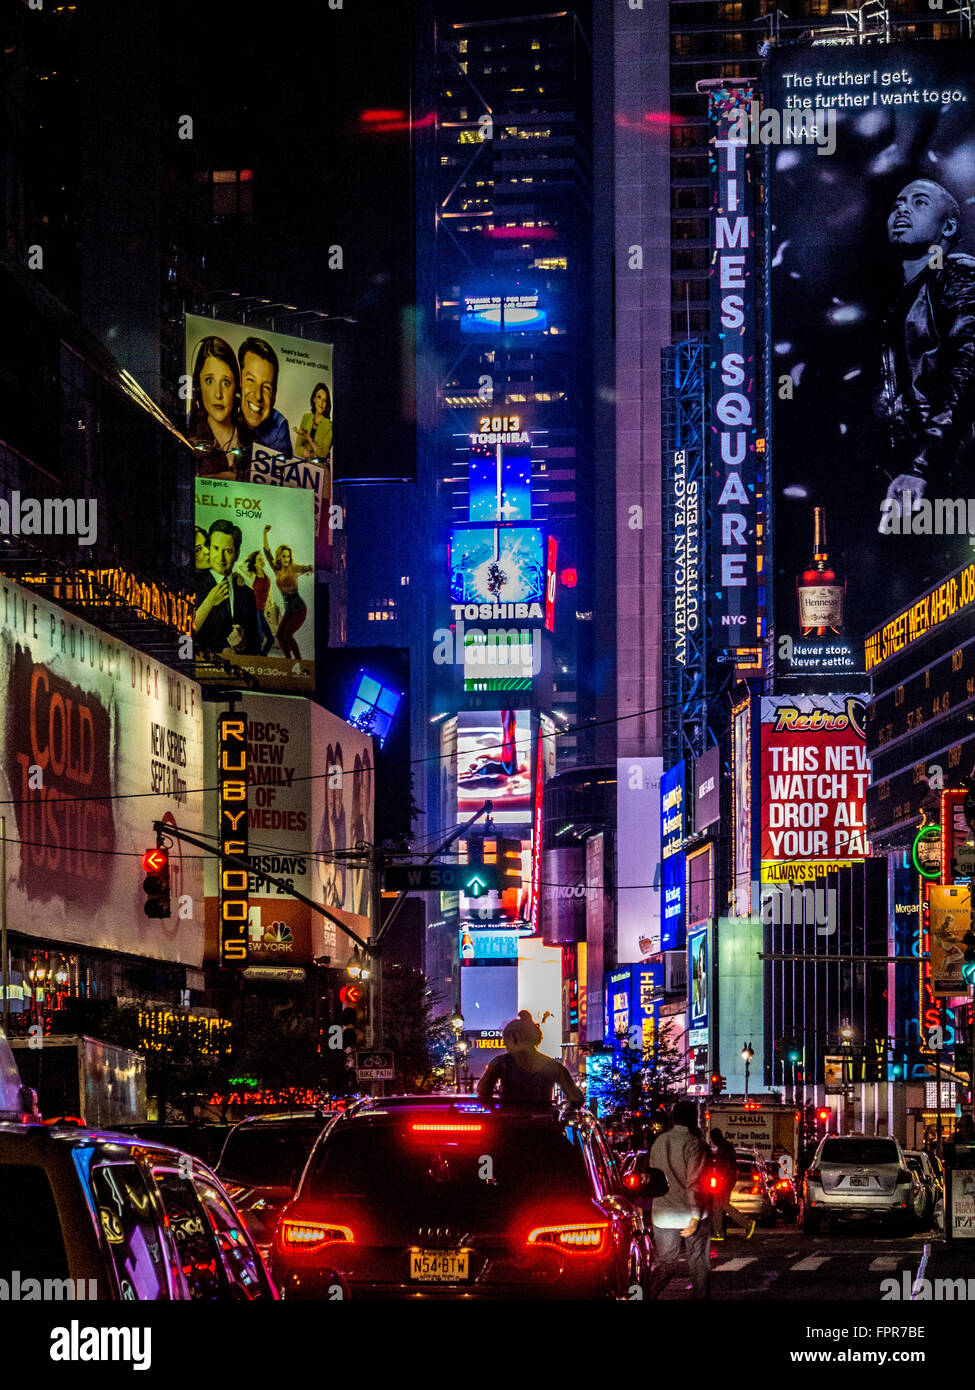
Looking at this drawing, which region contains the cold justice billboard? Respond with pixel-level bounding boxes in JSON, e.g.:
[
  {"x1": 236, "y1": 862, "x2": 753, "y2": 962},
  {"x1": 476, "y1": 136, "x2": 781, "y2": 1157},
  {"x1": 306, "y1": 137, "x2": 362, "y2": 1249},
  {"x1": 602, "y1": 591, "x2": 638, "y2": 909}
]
[
  {"x1": 768, "y1": 43, "x2": 975, "y2": 683},
  {"x1": 185, "y1": 316, "x2": 334, "y2": 568},
  {"x1": 0, "y1": 576, "x2": 203, "y2": 963}
]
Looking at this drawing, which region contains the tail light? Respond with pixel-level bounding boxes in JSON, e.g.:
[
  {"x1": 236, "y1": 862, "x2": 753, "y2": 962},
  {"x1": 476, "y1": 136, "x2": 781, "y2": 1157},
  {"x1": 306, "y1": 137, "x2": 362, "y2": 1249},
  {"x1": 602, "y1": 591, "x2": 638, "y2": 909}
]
[
  {"x1": 409, "y1": 1122, "x2": 484, "y2": 1134},
  {"x1": 277, "y1": 1219, "x2": 354, "y2": 1254},
  {"x1": 896, "y1": 1169, "x2": 912, "y2": 1185},
  {"x1": 527, "y1": 1222, "x2": 609, "y2": 1257},
  {"x1": 623, "y1": 1173, "x2": 640, "y2": 1190},
  {"x1": 750, "y1": 1184, "x2": 763, "y2": 1195},
  {"x1": 806, "y1": 1167, "x2": 820, "y2": 1183},
  {"x1": 777, "y1": 1180, "x2": 791, "y2": 1190},
  {"x1": 710, "y1": 1175, "x2": 718, "y2": 1190}
]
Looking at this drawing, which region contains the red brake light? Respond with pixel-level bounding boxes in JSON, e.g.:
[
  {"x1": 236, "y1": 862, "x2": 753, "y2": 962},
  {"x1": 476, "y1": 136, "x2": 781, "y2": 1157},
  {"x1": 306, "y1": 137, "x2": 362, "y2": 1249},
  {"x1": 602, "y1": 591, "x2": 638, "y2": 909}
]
[
  {"x1": 527, "y1": 1223, "x2": 609, "y2": 1256},
  {"x1": 623, "y1": 1173, "x2": 640, "y2": 1189},
  {"x1": 777, "y1": 1180, "x2": 790, "y2": 1190},
  {"x1": 710, "y1": 1175, "x2": 717, "y2": 1189},
  {"x1": 409, "y1": 1122, "x2": 484, "y2": 1133},
  {"x1": 277, "y1": 1219, "x2": 353, "y2": 1254}
]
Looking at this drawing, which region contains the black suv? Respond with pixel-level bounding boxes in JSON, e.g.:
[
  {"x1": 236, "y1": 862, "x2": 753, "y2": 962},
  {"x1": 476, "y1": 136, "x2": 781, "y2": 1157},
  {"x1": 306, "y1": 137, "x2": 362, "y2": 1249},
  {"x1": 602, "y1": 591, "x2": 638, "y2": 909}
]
[
  {"x1": 0, "y1": 1122, "x2": 277, "y2": 1300},
  {"x1": 271, "y1": 1096, "x2": 653, "y2": 1300},
  {"x1": 215, "y1": 1111, "x2": 333, "y2": 1262}
]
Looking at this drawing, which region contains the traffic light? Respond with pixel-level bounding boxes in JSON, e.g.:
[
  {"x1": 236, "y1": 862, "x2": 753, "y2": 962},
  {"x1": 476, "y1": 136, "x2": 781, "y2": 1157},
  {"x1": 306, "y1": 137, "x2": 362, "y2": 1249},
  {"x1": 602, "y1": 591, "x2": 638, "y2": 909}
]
[
  {"x1": 816, "y1": 1107, "x2": 830, "y2": 1134},
  {"x1": 963, "y1": 932, "x2": 975, "y2": 986},
  {"x1": 141, "y1": 848, "x2": 170, "y2": 918},
  {"x1": 496, "y1": 836, "x2": 523, "y2": 890},
  {"x1": 710, "y1": 1072, "x2": 726, "y2": 1096},
  {"x1": 338, "y1": 982, "x2": 369, "y2": 1050}
]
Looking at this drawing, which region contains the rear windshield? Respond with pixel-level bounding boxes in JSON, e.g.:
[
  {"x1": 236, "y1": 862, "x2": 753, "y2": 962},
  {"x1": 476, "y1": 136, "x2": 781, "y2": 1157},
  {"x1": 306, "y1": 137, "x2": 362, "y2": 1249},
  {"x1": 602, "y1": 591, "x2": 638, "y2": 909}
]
[
  {"x1": 309, "y1": 1123, "x2": 591, "y2": 1214},
  {"x1": 905, "y1": 1156, "x2": 923, "y2": 1173},
  {"x1": 217, "y1": 1123, "x2": 324, "y2": 1186},
  {"x1": 821, "y1": 1139, "x2": 899, "y2": 1166},
  {"x1": 0, "y1": 1164, "x2": 69, "y2": 1279},
  {"x1": 737, "y1": 1162, "x2": 763, "y2": 1178}
]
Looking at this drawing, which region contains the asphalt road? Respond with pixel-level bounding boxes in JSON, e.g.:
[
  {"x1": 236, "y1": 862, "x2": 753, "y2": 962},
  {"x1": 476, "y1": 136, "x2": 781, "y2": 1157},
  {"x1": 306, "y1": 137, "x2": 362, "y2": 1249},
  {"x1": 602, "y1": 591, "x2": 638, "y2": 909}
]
[{"x1": 656, "y1": 1224, "x2": 961, "y2": 1301}]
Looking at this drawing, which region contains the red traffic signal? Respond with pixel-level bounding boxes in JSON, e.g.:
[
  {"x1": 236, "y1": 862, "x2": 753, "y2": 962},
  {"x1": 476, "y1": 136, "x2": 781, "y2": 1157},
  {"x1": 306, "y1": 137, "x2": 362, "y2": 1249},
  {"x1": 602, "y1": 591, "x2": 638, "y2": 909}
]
[
  {"x1": 142, "y1": 847, "x2": 171, "y2": 918},
  {"x1": 141, "y1": 848, "x2": 168, "y2": 875},
  {"x1": 339, "y1": 984, "x2": 363, "y2": 1007}
]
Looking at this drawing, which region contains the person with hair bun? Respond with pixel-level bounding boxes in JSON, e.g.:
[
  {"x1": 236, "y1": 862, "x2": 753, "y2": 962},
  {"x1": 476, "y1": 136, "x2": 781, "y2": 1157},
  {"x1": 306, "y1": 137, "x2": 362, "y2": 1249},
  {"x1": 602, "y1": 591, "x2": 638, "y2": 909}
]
[{"x1": 476, "y1": 1010, "x2": 584, "y2": 1108}]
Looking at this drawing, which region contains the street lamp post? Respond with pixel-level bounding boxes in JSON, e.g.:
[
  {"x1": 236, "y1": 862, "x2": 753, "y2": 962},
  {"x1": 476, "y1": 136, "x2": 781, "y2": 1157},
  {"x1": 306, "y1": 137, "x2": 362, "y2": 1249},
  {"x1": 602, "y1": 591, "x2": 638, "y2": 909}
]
[
  {"x1": 450, "y1": 1008, "x2": 465, "y2": 1093},
  {"x1": 741, "y1": 1042, "x2": 754, "y2": 1098}
]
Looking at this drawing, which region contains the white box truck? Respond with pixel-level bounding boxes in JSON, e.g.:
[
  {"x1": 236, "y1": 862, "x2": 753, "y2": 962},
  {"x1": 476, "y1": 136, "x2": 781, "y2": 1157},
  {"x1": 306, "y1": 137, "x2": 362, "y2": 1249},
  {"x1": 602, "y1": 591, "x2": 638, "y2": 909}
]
[{"x1": 10, "y1": 1034, "x2": 147, "y2": 1128}]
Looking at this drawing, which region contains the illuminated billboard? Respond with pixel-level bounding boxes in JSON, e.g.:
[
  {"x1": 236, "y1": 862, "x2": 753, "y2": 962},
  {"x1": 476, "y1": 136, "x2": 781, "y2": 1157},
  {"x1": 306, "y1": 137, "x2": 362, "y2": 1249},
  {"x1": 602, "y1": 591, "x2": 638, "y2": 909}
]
[
  {"x1": 456, "y1": 709, "x2": 532, "y2": 826},
  {"x1": 463, "y1": 629, "x2": 535, "y2": 692},
  {"x1": 469, "y1": 443, "x2": 532, "y2": 523},
  {"x1": 760, "y1": 694, "x2": 870, "y2": 884},
  {"x1": 660, "y1": 762, "x2": 686, "y2": 952},
  {"x1": 461, "y1": 290, "x2": 546, "y2": 334},
  {"x1": 768, "y1": 43, "x2": 975, "y2": 682},
  {"x1": 194, "y1": 476, "x2": 315, "y2": 691},
  {"x1": 0, "y1": 576, "x2": 203, "y2": 964},
  {"x1": 708, "y1": 85, "x2": 763, "y2": 660},
  {"x1": 449, "y1": 525, "x2": 545, "y2": 606},
  {"x1": 732, "y1": 701, "x2": 754, "y2": 917},
  {"x1": 616, "y1": 758, "x2": 663, "y2": 961},
  {"x1": 184, "y1": 315, "x2": 334, "y2": 568},
  {"x1": 204, "y1": 696, "x2": 374, "y2": 968},
  {"x1": 346, "y1": 669, "x2": 402, "y2": 748}
]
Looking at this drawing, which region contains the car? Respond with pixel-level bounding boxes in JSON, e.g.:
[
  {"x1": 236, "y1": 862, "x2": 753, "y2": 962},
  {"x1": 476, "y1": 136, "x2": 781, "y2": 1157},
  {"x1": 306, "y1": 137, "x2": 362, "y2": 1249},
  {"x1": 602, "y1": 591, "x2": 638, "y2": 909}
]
[
  {"x1": 764, "y1": 1160, "x2": 798, "y2": 1223},
  {"x1": 271, "y1": 1095, "x2": 655, "y2": 1300},
  {"x1": 215, "y1": 1110, "x2": 333, "y2": 1264},
  {"x1": 729, "y1": 1158, "x2": 777, "y2": 1226},
  {"x1": 619, "y1": 1148, "x2": 669, "y2": 1215},
  {"x1": 0, "y1": 1121, "x2": 278, "y2": 1300},
  {"x1": 110, "y1": 1121, "x2": 233, "y2": 1169},
  {"x1": 800, "y1": 1134, "x2": 917, "y2": 1234},
  {"x1": 903, "y1": 1149, "x2": 941, "y2": 1228}
]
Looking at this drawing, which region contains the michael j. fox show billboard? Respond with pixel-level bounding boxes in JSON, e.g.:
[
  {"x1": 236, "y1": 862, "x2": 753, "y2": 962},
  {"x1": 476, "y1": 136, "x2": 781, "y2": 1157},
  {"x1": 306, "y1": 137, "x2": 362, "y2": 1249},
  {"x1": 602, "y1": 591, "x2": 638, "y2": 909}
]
[
  {"x1": 194, "y1": 476, "x2": 315, "y2": 691},
  {"x1": 184, "y1": 315, "x2": 334, "y2": 568}
]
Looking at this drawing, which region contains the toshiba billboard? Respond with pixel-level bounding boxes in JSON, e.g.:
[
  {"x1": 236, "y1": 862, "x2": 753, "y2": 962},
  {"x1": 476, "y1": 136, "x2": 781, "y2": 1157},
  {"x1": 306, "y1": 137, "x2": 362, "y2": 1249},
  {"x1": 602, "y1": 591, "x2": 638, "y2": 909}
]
[{"x1": 760, "y1": 694, "x2": 870, "y2": 884}]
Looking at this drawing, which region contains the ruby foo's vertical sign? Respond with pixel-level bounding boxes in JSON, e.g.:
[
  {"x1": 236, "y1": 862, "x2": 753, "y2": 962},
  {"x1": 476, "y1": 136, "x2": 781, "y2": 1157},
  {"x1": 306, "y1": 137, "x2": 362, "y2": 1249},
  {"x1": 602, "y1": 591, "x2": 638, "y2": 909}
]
[
  {"x1": 218, "y1": 713, "x2": 249, "y2": 965},
  {"x1": 708, "y1": 85, "x2": 762, "y2": 659}
]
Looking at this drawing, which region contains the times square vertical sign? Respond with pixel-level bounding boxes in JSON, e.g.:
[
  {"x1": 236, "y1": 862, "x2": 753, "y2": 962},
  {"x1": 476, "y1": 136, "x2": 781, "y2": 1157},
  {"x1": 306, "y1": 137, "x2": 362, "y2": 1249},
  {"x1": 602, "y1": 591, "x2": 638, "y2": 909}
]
[
  {"x1": 217, "y1": 713, "x2": 249, "y2": 965},
  {"x1": 708, "y1": 86, "x2": 763, "y2": 662}
]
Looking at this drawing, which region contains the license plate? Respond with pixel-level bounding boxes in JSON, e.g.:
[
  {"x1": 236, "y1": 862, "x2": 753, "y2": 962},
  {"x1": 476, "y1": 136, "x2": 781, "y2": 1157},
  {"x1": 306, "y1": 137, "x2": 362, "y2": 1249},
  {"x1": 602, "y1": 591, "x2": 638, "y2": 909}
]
[
  {"x1": 849, "y1": 1176, "x2": 868, "y2": 1187},
  {"x1": 410, "y1": 1250, "x2": 470, "y2": 1282}
]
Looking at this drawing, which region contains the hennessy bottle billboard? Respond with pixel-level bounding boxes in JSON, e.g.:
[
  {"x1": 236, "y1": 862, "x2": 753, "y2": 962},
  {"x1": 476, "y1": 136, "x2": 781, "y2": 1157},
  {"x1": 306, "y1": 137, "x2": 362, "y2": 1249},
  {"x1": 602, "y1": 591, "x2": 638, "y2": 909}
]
[{"x1": 797, "y1": 506, "x2": 845, "y2": 636}]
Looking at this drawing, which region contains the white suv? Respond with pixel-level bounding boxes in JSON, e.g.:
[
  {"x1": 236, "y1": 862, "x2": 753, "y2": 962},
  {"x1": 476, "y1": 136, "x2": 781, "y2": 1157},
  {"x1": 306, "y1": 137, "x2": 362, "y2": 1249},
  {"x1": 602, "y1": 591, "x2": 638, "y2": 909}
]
[{"x1": 801, "y1": 1134, "x2": 917, "y2": 1234}]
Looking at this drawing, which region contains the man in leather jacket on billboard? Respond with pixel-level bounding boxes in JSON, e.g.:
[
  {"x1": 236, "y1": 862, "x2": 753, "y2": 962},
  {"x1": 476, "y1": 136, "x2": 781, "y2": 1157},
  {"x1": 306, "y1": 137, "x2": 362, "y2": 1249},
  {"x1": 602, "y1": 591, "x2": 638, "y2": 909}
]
[{"x1": 877, "y1": 178, "x2": 975, "y2": 524}]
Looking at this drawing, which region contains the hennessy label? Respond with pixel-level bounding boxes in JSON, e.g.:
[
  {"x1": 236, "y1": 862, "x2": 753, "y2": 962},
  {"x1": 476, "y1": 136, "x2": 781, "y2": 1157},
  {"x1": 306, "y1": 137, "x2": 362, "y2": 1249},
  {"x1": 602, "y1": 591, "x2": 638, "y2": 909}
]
[{"x1": 798, "y1": 584, "x2": 843, "y2": 630}]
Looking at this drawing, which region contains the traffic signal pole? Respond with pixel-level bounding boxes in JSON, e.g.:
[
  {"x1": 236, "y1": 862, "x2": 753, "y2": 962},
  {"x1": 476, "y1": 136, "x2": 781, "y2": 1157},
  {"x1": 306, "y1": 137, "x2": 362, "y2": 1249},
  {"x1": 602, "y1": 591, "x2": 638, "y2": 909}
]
[{"x1": 152, "y1": 820, "x2": 368, "y2": 950}]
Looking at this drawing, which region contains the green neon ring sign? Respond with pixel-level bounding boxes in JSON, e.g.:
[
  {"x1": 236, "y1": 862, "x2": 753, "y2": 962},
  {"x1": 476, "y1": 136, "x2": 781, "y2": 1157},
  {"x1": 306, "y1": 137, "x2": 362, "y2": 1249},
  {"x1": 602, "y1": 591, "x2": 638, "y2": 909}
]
[{"x1": 912, "y1": 824, "x2": 941, "y2": 880}]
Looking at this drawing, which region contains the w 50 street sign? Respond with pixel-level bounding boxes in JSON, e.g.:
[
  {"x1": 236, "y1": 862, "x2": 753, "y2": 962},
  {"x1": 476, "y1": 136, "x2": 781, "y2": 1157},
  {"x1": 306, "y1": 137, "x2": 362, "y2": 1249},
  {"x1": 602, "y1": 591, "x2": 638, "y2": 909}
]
[{"x1": 384, "y1": 863, "x2": 499, "y2": 893}]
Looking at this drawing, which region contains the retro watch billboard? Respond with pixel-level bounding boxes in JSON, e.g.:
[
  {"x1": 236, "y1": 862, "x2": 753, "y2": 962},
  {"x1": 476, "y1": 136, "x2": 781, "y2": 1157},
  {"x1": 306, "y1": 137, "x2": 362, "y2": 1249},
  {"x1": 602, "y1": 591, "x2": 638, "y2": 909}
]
[
  {"x1": 768, "y1": 43, "x2": 975, "y2": 683},
  {"x1": 760, "y1": 693, "x2": 870, "y2": 884}
]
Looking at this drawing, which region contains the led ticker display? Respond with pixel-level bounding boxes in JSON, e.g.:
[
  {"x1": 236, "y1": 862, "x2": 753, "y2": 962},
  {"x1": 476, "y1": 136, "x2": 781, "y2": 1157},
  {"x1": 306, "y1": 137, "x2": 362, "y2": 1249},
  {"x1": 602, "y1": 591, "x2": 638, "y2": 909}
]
[
  {"x1": 217, "y1": 714, "x2": 249, "y2": 966},
  {"x1": 449, "y1": 525, "x2": 545, "y2": 606},
  {"x1": 869, "y1": 637, "x2": 975, "y2": 750},
  {"x1": 867, "y1": 561, "x2": 975, "y2": 674}
]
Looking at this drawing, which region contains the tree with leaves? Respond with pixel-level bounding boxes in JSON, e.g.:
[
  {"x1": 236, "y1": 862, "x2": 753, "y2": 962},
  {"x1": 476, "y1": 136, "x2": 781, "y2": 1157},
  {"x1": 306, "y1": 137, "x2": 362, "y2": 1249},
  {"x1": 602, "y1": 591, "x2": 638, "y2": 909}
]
[
  {"x1": 381, "y1": 965, "x2": 454, "y2": 1093},
  {"x1": 600, "y1": 1021, "x2": 688, "y2": 1146}
]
